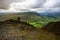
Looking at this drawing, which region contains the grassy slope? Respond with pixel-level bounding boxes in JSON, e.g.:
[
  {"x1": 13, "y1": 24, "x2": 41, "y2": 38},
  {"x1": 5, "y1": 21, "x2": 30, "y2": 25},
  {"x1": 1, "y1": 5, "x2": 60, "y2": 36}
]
[{"x1": 0, "y1": 12, "x2": 60, "y2": 28}]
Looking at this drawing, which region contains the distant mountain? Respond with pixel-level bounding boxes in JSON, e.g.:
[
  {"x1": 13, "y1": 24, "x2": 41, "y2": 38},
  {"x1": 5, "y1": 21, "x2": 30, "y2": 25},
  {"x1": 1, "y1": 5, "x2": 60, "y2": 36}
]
[
  {"x1": 0, "y1": 11, "x2": 60, "y2": 18},
  {"x1": 37, "y1": 11, "x2": 60, "y2": 18},
  {"x1": 0, "y1": 11, "x2": 60, "y2": 22},
  {"x1": 13, "y1": 11, "x2": 60, "y2": 18},
  {"x1": 0, "y1": 12, "x2": 41, "y2": 21}
]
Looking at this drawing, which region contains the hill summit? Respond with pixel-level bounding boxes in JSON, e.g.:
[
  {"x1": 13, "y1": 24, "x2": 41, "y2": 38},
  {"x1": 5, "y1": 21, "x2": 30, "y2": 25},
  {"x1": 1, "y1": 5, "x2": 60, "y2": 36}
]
[{"x1": 0, "y1": 17, "x2": 59, "y2": 40}]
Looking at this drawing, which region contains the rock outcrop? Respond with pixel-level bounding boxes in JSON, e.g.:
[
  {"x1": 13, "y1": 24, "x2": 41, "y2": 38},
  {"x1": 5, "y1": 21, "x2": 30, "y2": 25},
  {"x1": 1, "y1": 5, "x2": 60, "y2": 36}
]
[
  {"x1": 42, "y1": 21, "x2": 60, "y2": 35},
  {"x1": 0, "y1": 18, "x2": 57, "y2": 40},
  {"x1": 42, "y1": 21, "x2": 60, "y2": 40}
]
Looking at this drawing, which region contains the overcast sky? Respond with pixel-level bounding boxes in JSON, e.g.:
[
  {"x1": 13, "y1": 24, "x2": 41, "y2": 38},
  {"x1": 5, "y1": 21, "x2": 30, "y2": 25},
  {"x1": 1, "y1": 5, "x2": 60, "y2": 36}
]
[{"x1": 0, "y1": 0, "x2": 60, "y2": 12}]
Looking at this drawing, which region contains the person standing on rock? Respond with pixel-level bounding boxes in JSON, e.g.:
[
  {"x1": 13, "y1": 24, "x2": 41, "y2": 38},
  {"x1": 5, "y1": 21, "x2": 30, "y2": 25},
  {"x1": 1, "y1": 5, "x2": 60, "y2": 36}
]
[{"x1": 17, "y1": 17, "x2": 21, "y2": 22}]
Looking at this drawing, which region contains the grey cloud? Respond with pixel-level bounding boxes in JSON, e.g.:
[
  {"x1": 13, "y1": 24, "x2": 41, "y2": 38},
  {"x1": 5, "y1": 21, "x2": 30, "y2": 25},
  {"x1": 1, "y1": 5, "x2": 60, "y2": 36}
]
[
  {"x1": 0, "y1": 0, "x2": 46, "y2": 9},
  {"x1": 0, "y1": 0, "x2": 23, "y2": 9},
  {"x1": 43, "y1": 0, "x2": 60, "y2": 8},
  {"x1": 0, "y1": 0, "x2": 60, "y2": 12}
]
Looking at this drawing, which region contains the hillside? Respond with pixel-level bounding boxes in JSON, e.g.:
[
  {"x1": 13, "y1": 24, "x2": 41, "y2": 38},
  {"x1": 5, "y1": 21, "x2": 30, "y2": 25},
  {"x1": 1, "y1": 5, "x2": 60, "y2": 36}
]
[
  {"x1": 42, "y1": 21, "x2": 60, "y2": 40},
  {"x1": 0, "y1": 18, "x2": 56, "y2": 40},
  {"x1": 0, "y1": 12, "x2": 60, "y2": 28}
]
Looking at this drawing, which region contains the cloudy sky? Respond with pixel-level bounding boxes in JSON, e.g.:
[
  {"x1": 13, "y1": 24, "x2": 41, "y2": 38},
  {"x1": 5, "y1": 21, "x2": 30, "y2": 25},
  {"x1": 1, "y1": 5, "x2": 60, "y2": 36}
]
[{"x1": 0, "y1": 0, "x2": 60, "y2": 12}]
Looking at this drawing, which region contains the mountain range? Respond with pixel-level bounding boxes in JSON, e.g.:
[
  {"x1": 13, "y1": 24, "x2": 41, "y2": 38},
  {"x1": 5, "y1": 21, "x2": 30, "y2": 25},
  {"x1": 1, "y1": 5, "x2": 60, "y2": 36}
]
[{"x1": 0, "y1": 11, "x2": 60, "y2": 18}]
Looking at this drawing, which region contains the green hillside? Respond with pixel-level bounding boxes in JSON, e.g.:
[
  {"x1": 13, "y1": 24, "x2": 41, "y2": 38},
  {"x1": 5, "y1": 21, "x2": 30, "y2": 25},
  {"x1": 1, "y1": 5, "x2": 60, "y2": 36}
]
[{"x1": 0, "y1": 12, "x2": 60, "y2": 28}]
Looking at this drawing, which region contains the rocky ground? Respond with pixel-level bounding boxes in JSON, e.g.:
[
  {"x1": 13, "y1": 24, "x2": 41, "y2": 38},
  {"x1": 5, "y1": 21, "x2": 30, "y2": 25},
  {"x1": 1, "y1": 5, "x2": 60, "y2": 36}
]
[
  {"x1": 42, "y1": 21, "x2": 60, "y2": 40},
  {"x1": 0, "y1": 19, "x2": 60, "y2": 40}
]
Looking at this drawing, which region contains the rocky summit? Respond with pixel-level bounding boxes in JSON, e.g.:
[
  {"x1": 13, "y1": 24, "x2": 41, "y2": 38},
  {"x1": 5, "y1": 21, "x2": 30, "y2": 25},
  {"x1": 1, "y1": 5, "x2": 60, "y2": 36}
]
[{"x1": 0, "y1": 18, "x2": 58, "y2": 40}]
